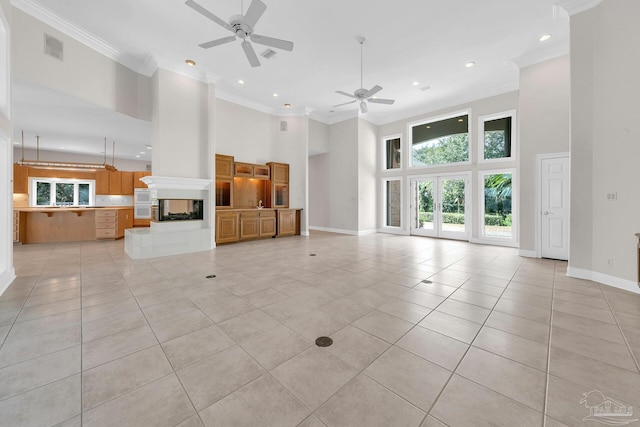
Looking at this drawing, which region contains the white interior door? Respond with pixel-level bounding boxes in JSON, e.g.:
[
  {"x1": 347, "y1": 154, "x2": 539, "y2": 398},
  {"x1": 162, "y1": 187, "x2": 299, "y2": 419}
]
[
  {"x1": 540, "y1": 156, "x2": 570, "y2": 260},
  {"x1": 410, "y1": 175, "x2": 469, "y2": 240}
]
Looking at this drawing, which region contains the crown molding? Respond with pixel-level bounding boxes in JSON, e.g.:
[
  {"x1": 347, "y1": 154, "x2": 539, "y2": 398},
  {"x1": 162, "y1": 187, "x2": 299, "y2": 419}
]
[
  {"x1": 510, "y1": 42, "x2": 569, "y2": 69},
  {"x1": 11, "y1": 0, "x2": 152, "y2": 76},
  {"x1": 555, "y1": 0, "x2": 602, "y2": 16},
  {"x1": 215, "y1": 89, "x2": 277, "y2": 116}
]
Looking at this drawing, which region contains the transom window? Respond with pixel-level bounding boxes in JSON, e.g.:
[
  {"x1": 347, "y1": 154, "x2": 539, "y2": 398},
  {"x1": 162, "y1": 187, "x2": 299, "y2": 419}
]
[
  {"x1": 30, "y1": 178, "x2": 95, "y2": 206},
  {"x1": 478, "y1": 111, "x2": 516, "y2": 162},
  {"x1": 410, "y1": 114, "x2": 469, "y2": 167}
]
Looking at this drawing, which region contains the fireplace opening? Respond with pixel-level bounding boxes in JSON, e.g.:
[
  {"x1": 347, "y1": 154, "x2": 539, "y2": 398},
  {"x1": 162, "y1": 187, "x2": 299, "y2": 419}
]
[{"x1": 152, "y1": 199, "x2": 204, "y2": 222}]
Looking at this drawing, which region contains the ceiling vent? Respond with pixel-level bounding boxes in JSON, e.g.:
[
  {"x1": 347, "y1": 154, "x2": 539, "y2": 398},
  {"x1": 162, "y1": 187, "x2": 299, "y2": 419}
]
[
  {"x1": 261, "y1": 49, "x2": 276, "y2": 59},
  {"x1": 44, "y1": 34, "x2": 63, "y2": 61}
]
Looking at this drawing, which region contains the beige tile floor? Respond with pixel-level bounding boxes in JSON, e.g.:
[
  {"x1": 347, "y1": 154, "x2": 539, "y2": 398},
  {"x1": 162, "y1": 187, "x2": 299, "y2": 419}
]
[{"x1": 1, "y1": 231, "x2": 639, "y2": 426}]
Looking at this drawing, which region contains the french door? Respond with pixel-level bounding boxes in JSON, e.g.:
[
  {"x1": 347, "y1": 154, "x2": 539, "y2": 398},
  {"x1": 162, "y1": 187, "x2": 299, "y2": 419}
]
[{"x1": 410, "y1": 174, "x2": 470, "y2": 240}]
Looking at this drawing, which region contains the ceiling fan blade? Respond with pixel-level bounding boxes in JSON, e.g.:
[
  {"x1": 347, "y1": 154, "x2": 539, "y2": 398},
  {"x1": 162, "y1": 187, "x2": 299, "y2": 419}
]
[
  {"x1": 199, "y1": 35, "x2": 236, "y2": 49},
  {"x1": 332, "y1": 100, "x2": 358, "y2": 107},
  {"x1": 368, "y1": 98, "x2": 395, "y2": 105},
  {"x1": 185, "y1": 0, "x2": 233, "y2": 31},
  {"x1": 241, "y1": 40, "x2": 261, "y2": 67},
  {"x1": 250, "y1": 34, "x2": 294, "y2": 51},
  {"x1": 364, "y1": 85, "x2": 383, "y2": 98},
  {"x1": 335, "y1": 90, "x2": 356, "y2": 99},
  {"x1": 360, "y1": 101, "x2": 368, "y2": 114},
  {"x1": 243, "y1": 0, "x2": 267, "y2": 29}
]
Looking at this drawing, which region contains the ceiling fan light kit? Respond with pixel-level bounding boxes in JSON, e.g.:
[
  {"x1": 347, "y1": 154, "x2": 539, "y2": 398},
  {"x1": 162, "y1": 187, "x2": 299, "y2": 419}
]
[
  {"x1": 185, "y1": 0, "x2": 294, "y2": 67},
  {"x1": 333, "y1": 36, "x2": 395, "y2": 114}
]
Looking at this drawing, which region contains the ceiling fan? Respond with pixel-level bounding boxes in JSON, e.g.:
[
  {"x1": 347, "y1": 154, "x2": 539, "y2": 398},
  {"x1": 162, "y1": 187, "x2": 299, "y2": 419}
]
[
  {"x1": 334, "y1": 37, "x2": 395, "y2": 114},
  {"x1": 185, "y1": 0, "x2": 294, "y2": 67}
]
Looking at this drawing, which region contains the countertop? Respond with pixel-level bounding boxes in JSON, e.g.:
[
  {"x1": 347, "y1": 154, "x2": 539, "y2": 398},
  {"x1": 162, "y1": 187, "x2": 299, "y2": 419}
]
[
  {"x1": 215, "y1": 208, "x2": 302, "y2": 211},
  {"x1": 14, "y1": 206, "x2": 133, "y2": 213}
]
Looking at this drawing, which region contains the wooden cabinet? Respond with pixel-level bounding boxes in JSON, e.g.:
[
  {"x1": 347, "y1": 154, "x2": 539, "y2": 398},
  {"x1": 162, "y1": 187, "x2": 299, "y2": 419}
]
[
  {"x1": 240, "y1": 211, "x2": 260, "y2": 240},
  {"x1": 234, "y1": 162, "x2": 254, "y2": 177},
  {"x1": 259, "y1": 210, "x2": 276, "y2": 237},
  {"x1": 108, "y1": 171, "x2": 122, "y2": 195},
  {"x1": 253, "y1": 165, "x2": 270, "y2": 180},
  {"x1": 133, "y1": 171, "x2": 151, "y2": 188},
  {"x1": 216, "y1": 155, "x2": 234, "y2": 179},
  {"x1": 95, "y1": 209, "x2": 132, "y2": 239},
  {"x1": 121, "y1": 172, "x2": 134, "y2": 195},
  {"x1": 13, "y1": 164, "x2": 29, "y2": 194},
  {"x1": 278, "y1": 209, "x2": 297, "y2": 236},
  {"x1": 215, "y1": 179, "x2": 233, "y2": 209},
  {"x1": 95, "y1": 170, "x2": 110, "y2": 194},
  {"x1": 216, "y1": 211, "x2": 240, "y2": 244},
  {"x1": 269, "y1": 162, "x2": 289, "y2": 183},
  {"x1": 13, "y1": 211, "x2": 23, "y2": 243}
]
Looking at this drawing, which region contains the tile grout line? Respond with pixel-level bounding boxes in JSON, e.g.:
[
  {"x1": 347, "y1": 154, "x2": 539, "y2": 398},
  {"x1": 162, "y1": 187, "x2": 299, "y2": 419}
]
[{"x1": 541, "y1": 260, "x2": 560, "y2": 427}]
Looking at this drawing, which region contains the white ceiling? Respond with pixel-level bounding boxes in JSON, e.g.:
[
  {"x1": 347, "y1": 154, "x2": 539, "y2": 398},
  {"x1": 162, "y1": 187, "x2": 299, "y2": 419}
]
[{"x1": 11, "y1": 0, "x2": 570, "y2": 160}]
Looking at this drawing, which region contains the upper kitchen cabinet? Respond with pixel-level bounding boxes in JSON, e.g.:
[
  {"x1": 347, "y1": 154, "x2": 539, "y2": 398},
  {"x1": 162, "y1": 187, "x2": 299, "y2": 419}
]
[
  {"x1": 121, "y1": 172, "x2": 134, "y2": 195},
  {"x1": 133, "y1": 171, "x2": 151, "y2": 188},
  {"x1": 95, "y1": 170, "x2": 110, "y2": 194},
  {"x1": 13, "y1": 164, "x2": 29, "y2": 194},
  {"x1": 269, "y1": 162, "x2": 289, "y2": 183},
  {"x1": 216, "y1": 155, "x2": 234, "y2": 179},
  {"x1": 109, "y1": 171, "x2": 122, "y2": 195}
]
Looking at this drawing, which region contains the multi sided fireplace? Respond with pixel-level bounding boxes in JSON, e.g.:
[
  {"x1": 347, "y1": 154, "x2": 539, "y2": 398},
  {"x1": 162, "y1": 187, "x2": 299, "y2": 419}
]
[{"x1": 151, "y1": 199, "x2": 204, "y2": 222}]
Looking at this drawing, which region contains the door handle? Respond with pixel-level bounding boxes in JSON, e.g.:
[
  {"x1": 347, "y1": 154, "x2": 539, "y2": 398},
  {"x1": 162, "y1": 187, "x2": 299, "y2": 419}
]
[{"x1": 544, "y1": 211, "x2": 554, "y2": 215}]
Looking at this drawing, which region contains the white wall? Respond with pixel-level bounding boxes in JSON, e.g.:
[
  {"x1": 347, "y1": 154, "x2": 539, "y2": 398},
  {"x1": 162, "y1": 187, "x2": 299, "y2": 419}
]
[
  {"x1": 13, "y1": 148, "x2": 150, "y2": 171},
  {"x1": 309, "y1": 118, "x2": 329, "y2": 156},
  {"x1": 309, "y1": 153, "x2": 330, "y2": 228},
  {"x1": 0, "y1": 0, "x2": 13, "y2": 294},
  {"x1": 215, "y1": 99, "x2": 274, "y2": 164},
  {"x1": 327, "y1": 118, "x2": 359, "y2": 232},
  {"x1": 152, "y1": 69, "x2": 210, "y2": 179},
  {"x1": 518, "y1": 56, "x2": 571, "y2": 254},
  {"x1": 358, "y1": 118, "x2": 378, "y2": 233},
  {"x1": 568, "y1": 0, "x2": 640, "y2": 291},
  {"x1": 11, "y1": 8, "x2": 151, "y2": 121}
]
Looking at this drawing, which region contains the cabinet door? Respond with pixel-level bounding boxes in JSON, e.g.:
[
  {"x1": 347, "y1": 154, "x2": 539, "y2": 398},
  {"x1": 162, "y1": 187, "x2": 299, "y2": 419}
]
[
  {"x1": 133, "y1": 171, "x2": 150, "y2": 188},
  {"x1": 215, "y1": 179, "x2": 233, "y2": 209},
  {"x1": 109, "y1": 171, "x2": 122, "y2": 195},
  {"x1": 240, "y1": 215, "x2": 260, "y2": 240},
  {"x1": 216, "y1": 212, "x2": 240, "y2": 243},
  {"x1": 253, "y1": 165, "x2": 270, "y2": 180},
  {"x1": 234, "y1": 162, "x2": 253, "y2": 177},
  {"x1": 13, "y1": 164, "x2": 29, "y2": 194},
  {"x1": 270, "y1": 163, "x2": 289, "y2": 183},
  {"x1": 117, "y1": 209, "x2": 133, "y2": 238},
  {"x1": 259, "y1": 215, "x2": 276, "y2": 237},
  {"x1": 121, "y1": 172, "x2": 134, "y2": 195},
  {"x1": 216, "y1": 155, "x2": 234, "y2": 179},
  {"x1": 278, "y1": 209, "x2": 296, "y2": 236},
  {"x1": 95, "y1": 170, "x2": 110, "y2": 194}
]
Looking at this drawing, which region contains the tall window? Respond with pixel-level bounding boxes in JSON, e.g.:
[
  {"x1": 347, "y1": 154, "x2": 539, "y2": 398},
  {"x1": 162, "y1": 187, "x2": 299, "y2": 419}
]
[
  {"x1": 410, "y1": 114, "x2": 469, "y2": 167},
  {"x1": 383, "y1": 135, "x2": 401, "y2": 170},
  {"x1": 478, "y1": 111, "x2": 516, "y2": 162},
  {"x1": 383, "y1": 178, "x2": 402, "y2": 228},
  {"x1": 31, "y1": 178, "x2": 94, "y2": 206},
  {"x1": 479, "y1": 170, "x2": 515, "y2": 241}
]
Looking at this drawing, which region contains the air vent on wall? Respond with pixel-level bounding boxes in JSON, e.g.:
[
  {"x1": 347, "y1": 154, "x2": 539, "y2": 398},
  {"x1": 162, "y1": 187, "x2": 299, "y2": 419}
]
[
  {"x1": 280, "y1": 121, "x2": 288, "y2": 131},
  {"x1": 44, "y1": 34, "x2": 63, "y2": 61}
]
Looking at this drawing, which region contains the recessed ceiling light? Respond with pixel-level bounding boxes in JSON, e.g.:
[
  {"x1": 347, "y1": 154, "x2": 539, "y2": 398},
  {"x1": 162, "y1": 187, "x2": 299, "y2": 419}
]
[
  {"x1": 465, "y1": 62, "x2": 475, "y2": 68},
  {"x1": 238, "y1": 80, "x2": 245, "y2": 85},
  {"x1": 458, "y1": 118, "x2": 464, "y2": 122},
  {"x1": 426, "y1": 125, "x2": 431, "y2": 129},
  {"x1": 145, "y1": 145, "x2": 152, "y2": 150},
  {"x1": 135, "y1": 155, "x2": 141, "y2": 158},
  {"x1": 539, "y1": 34, "x2": 551, "y2": 42},
  {"x1": 185, "y1": 59, "x2": 196, "y2": 66},
  {"x1": 140, "y1": 151, "x2": 145, "y2": 154},
  {"x1": 272, "y1": 93, "x2": 278, "y2": 97},
  {"x1": 12, "y1": 141, "x2": 19, "y2": 145},
  {"x1": 284, "y1": 103, "x2": 291, "y2": 108},
  {"x1": 412, "y1": 81, "x2": 419, "y2": 86}
]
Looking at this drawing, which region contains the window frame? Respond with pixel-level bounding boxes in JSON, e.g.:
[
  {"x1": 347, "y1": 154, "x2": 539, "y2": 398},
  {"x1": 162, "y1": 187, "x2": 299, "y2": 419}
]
[
  {"x1": 477, "y1": 110, "x2": 517, "y2": 164},
  {"x1": 407, "y1": 110, "x2": 472, "y2": 170},
  {"x1": 477, "y1": 168, "x2": 517, "y2": 245},
  {"x1": 381, "y1": 133, "x2": 403, "y2": 172},
  {"x1": 30, "y1": 177, "x2": 95, "y2": 207},
  {"x1": 381, "y1": 177, "x2": 403, "y2": 232}
]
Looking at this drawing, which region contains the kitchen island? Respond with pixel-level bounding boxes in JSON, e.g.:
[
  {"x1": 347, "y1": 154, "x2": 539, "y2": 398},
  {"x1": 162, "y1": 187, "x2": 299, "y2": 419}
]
[{"x1": 13, "y1": 207, "x2": 133, "y2": 244}]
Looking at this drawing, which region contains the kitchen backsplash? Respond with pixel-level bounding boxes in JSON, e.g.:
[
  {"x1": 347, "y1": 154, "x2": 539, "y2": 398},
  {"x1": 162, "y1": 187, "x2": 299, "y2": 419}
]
[{"x1": 95, "y1": 195, "x2": 133, "y2": 206}]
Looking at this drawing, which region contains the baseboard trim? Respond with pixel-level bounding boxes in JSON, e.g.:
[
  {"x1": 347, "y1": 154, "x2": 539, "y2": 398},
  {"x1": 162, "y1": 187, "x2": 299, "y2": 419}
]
[
  {"x1": 301, "y1": 231, "x2": 310, "y2": 237},
  {"x1": 519, "y1": 250, "x2": 538, "y2": 258},
  {"x1": 0, "y1": 268, "x2": 16, "y2": 297},
  {"x1": 567, "y1": 266, "x2": 639, "y2": 294},
  {"x1": 308, "y1": 226, "x2": 359, "y2": 236}
]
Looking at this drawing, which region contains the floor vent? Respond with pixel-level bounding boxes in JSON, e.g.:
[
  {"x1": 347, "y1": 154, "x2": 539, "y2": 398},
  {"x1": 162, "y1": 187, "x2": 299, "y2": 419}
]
[{"x1": 44, "y1": 34, "x2": 64, "y2": 61}]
